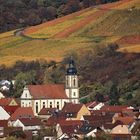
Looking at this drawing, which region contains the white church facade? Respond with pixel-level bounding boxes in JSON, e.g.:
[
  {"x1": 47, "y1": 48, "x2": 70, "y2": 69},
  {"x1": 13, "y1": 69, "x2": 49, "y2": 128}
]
[{"x1": 20, "y1": 59, "x2": 79, "y2": 116}]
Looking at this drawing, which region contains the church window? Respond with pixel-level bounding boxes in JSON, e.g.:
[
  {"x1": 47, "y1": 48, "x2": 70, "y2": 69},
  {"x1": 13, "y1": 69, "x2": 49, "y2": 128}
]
[
  {"x1": 36, "y1": 102, "x2": 38, "y2": 114},
  {"x1": 73, "y1": 79, "x2": 76, "y2": 86},
  {"x1": 50, "y1": 102, "x2": 52, "y2": 108},
  {"x1": 43, "y1": 102, "x2": 45, "y2": 108},
  {"x1": 25, "y1": 93, "x2": 27, "y2": 98},
  {"x1": 57, "y1": 102, "x2": 59, "y2": 109},
  {"x1": 66, "y1": 78, "x2": 69, "y2": 86}
]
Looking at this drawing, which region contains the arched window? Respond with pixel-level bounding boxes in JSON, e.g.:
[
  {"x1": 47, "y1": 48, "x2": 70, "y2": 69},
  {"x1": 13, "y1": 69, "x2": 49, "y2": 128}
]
[
  {"x1": 36, "y1": 102, "x2": 38, "y2": 114},
  {"x1": 50, "y1": 102, "x2": 52, "y2": 108},
  {"x1": 43, "y1": 102, "x2": 45, "y2": 108},
  {"x1": 57, "y1": 102, "x2": 59, "y2": 109}
]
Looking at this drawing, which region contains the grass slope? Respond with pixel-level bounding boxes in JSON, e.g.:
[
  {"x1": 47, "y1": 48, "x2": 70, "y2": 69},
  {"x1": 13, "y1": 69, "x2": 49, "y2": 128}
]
[{"x1": 0, "y1": 0, "x2": 140, "y2": 66}]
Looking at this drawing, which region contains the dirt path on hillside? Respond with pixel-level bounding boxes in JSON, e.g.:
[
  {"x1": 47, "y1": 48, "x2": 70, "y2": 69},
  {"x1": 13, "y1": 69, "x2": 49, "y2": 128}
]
[
  {"x1": 52, "y1": 10, "x2": 108, "y2": 38},
  {"x1": 24, "y1": 8, "x2": 92, "y2": 35}
]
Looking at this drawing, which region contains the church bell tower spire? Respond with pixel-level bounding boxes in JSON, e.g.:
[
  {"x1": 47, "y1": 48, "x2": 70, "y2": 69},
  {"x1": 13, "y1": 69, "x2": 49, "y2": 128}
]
[{"x1": 65, "y1": 57, "x2": 79, "y2": 103}]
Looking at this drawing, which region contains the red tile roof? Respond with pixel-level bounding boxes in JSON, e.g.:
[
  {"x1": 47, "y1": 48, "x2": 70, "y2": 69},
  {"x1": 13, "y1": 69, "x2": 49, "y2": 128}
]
[
  {"x1": 10, "y1": 107, "x2": 34, "y2": 121},
  {"x1": 19, "y1": 118, "x2": 42, "y2": 126},
  {"x1": 101, "y1": 105, "x2": 128, "y2": 113},
  {"x1": 0, "y1": 98, "x2": 13, "y2": 106},
  {"x1": 59, "y1": 120, "x2": 83, "y2": 126},
  {"x1": 28, "y1": 84, "x2": 68, "y2": 99},
  {"x1": 59, "y1": 120, "x2": 84, "y2": 135},
  {"x1": 0, "y1": 120, "x2": 8, "y2": 127},
  {"x1": 83, "y1": 114, "x2": 113, "y2": 122},
  {"x1": 114, "y1": 116, "x2": 134, "y2": 125},
  {"x1": 4, "y1": 105, "x2": 20, "y2": 115},
  {"x1": 86, "y1": 101, "x2": 98, "y2": 108},
  {"x1": 46, "y1": 116, "x2": 66, "y2": 126},
  {"x1": 62, "y1": 103, "x2": 83, "y2": 113},
  {"x1": 38, "y1": 108, "x2": 57, "y2": 115}
]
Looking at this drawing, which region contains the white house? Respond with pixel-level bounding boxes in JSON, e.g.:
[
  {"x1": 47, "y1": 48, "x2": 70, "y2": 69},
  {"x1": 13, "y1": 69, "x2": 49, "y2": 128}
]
[
  {"x1": 0, "y1": 92, "x2": 5, "y2": 99},
  {"x1": 13, "y1": 118, "x2": 42, "y2": 131},
  {"x1": 0, "y1": 106, "x2": 10, "y2": 120},
  {"x1": 20, "y1": 59, "x2": 79, "y2": 116},
  {"x1": 0, "y1": 85, "x2": 9, "y2": 91},
  {"x1": 87, "y1": 101, "x2": 104, "y2": 111},
  {"x1": 0, "y1": 80, "x2": 10, "y2": 86}
]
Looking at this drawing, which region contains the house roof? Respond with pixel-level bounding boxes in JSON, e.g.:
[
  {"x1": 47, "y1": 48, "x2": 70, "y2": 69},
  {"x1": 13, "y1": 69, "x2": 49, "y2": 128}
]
[
  {"x1": 59, "y1": 120, "x2": 83, "y2": 135},
  {"x1": 59, "y1": 120, "x2": 83, "y2": 126},
  {"x1": 10, "y1": 107, "x2": 34, "y2": 121},
  {"x1": 114, "y1": 116, "x2": 134, "y2": 125},
  {"x1": 46, "y1": 116, "x2": 66, "y2": 126},
  {"x1": 86, "y1": 101, "x2": 98, "y2": 108},
  {"x1": 38, "y1": 108, "x2": 57, "y2": 115},
  {"x1": 19, "y1": 118, "x2": 42, "y2": 126},
  {"x1": 101, "y1": 105, "x2": 128, "y2": 113},
  {"x1": 0, "y1": 120, "x2": 8, "y2": 127},
  {"x1": 4, "y1": 105, "x2": 19, "y2": 115},
  {"x1": 28, "y1": 84, "x2": 68, "y2": 99},
  {"x1": 59, "y1": 120, "x2": 97, "y2": 136},
  {"x1": 0, "y1": 98, "x2": 13, "y2": 106},
  {"x1": 83, "y1": 113, "x2": 113, "y2": 123},
  {"x1": 62, "y1": 103, "x2": 83, "y2": 114}
]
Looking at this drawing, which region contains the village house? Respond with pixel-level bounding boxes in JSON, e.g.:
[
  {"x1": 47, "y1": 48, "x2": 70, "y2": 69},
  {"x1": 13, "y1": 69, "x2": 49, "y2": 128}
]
[
  {"x1": 61, "y1": 102, "x2": 91, "y2": 120},
  {"x1": 38, "y1": 108, "x2": 57, "y2": 119},
  {"x1": 0, "y1": 98, "x2": 18, "y2": 107},
  {"x1": 0, "y1": 106, "x2": 10, "y2": 120},
  {"x1": 111, "y1": 125, "x2": 132, "y2": 140},
  {"x1": 0, "y1": 92, "x2": 5, "y2": 99},
  {"x1": 20, "y1": 59, "x2": 79, "y2": 115},
  {"x1": 13, "y1": 118, "x2": 42, "y2": 131},
  {"x1": 8, "y1": 107, "x2": 34, "y2": 126},
  {"x1": 0, "y1": 120, "x2": 8, "y2": 138}
]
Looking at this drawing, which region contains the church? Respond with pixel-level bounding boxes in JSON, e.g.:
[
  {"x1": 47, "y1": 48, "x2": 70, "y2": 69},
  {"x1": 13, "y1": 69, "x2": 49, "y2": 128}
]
[{"x1": 20, "y1": 59, "x2": 79, "y2": 116}]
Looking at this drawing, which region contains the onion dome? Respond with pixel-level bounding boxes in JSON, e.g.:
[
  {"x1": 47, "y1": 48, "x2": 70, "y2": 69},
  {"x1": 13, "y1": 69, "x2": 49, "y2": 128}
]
[{"x1": 66, "y1": 58, "x2": 77, "y2": 75}]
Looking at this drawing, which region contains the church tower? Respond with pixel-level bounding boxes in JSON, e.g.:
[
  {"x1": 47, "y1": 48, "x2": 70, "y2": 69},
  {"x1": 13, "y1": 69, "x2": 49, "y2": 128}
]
[{"x1": 65, "y1": 58, "x2": 79, "y2": 103}]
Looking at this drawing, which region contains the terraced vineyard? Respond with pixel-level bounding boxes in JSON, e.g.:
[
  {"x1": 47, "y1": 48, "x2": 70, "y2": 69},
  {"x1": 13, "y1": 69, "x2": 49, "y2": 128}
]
[{"x1": 0, "y1": 0, "x2": 140, "y2": 66}]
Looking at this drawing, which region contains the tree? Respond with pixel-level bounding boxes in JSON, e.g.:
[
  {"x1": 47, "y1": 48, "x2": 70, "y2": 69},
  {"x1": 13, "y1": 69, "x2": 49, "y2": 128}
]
[
  {"x1": 109, "y1": 82, "x2": 120, "y2": 105},
  {"x1": 135, "y1": 136, "x2": 140, "y2": 140},
  {"x1": 14, "y1": 70, "x2": 37, "y2": 97},
  {"x1": 9, "y1": 130, "x2": 26, "y2": 139},
  {"x1": 6, "y1": 136, "x2": 16, "y2": 140}
]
